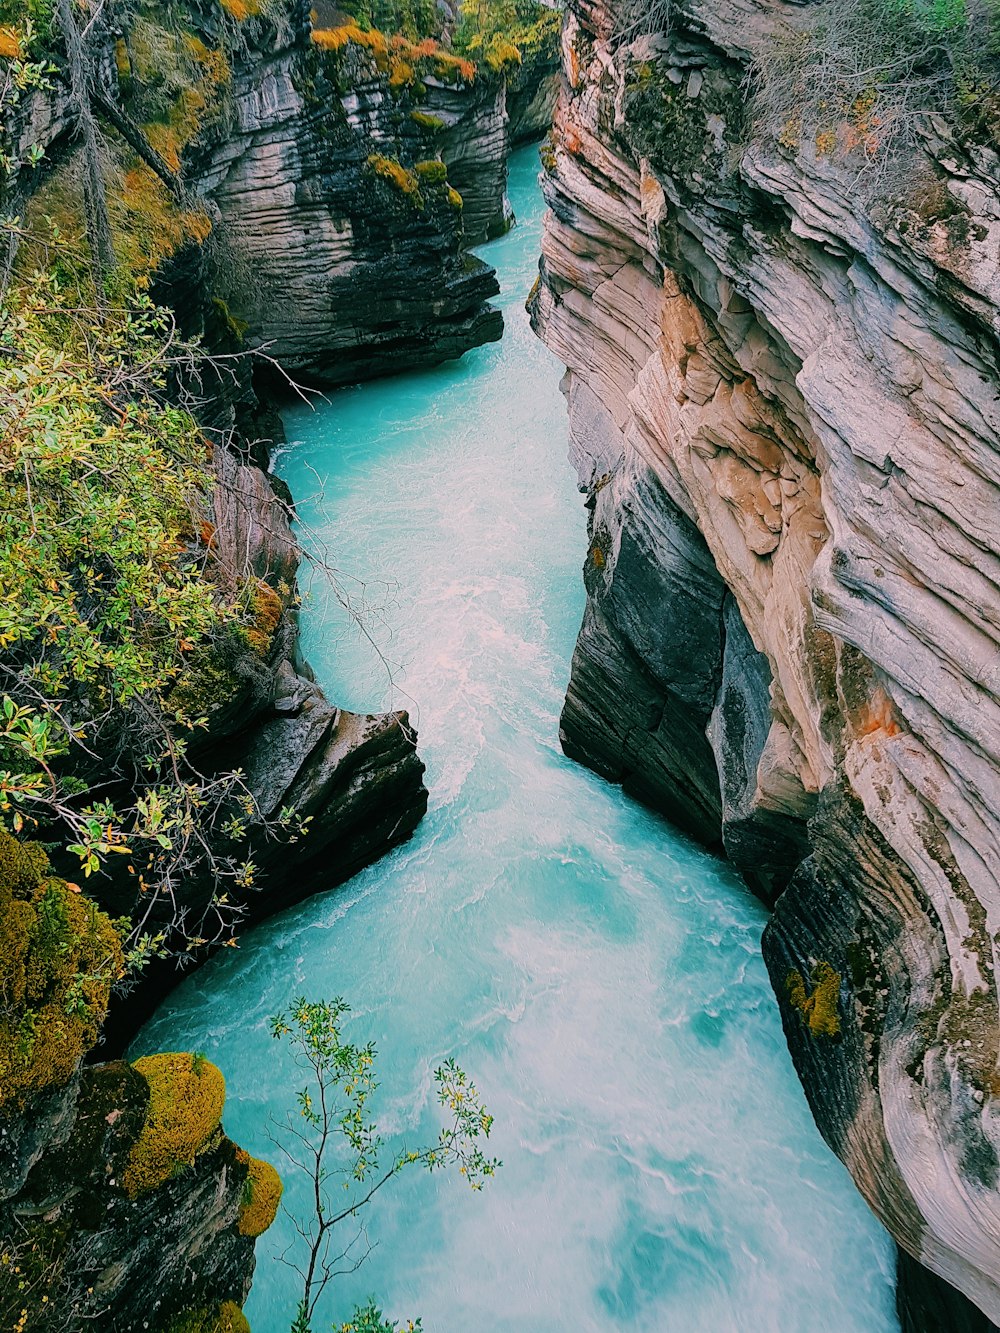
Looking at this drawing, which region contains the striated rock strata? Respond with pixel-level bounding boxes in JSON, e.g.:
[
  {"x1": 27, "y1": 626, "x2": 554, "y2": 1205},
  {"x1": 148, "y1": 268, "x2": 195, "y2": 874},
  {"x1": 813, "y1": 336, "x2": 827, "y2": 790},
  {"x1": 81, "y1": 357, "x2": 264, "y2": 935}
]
[
  {"x1": 531, "y1": 0, "x2": 1000, "y2": 1323},
  {"x1": 179, "y1": 0, "x2": 557, "y2": 382}
]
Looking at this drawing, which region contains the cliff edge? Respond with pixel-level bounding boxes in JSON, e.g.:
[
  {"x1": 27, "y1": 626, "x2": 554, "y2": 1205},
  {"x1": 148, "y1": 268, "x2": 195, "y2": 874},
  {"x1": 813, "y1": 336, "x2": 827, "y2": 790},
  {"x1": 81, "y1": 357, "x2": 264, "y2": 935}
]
[{"x1": 531, "y1": 0, "x2": 1000, "y2": 1323}]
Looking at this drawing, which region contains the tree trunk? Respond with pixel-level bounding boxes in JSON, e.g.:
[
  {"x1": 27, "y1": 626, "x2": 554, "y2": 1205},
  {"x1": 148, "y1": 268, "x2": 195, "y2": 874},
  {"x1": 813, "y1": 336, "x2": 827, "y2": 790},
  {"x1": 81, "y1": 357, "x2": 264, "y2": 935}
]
[{"x1": 55, "y1": 0, "x2": 116, "y2": 294}]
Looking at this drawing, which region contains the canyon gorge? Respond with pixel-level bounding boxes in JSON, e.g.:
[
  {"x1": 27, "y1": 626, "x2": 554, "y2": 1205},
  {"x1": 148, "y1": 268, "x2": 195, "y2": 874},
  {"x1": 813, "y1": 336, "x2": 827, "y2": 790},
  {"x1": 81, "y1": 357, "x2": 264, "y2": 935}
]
[{"x1": 2, "y1": 0, "x2": 1000, "y2": 1328}]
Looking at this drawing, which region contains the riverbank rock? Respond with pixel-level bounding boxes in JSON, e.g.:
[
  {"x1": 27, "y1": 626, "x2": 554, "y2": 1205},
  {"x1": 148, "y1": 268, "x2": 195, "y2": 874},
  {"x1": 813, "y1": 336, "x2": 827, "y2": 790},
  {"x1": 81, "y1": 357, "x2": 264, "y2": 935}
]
[
  {"x1": 0, "y1": 1056, "x2": 263, "y2": 1332},
  {"x1": 531, "y1": 0, "x2": 1000, "y2": 1323}
]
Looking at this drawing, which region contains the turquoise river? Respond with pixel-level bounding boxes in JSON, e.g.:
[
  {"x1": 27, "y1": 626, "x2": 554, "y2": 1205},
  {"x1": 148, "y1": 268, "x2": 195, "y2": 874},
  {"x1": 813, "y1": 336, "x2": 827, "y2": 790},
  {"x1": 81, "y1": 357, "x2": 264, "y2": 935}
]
[{"x1": 135, "y1": 147, "x2": 900, "y2": 1332}]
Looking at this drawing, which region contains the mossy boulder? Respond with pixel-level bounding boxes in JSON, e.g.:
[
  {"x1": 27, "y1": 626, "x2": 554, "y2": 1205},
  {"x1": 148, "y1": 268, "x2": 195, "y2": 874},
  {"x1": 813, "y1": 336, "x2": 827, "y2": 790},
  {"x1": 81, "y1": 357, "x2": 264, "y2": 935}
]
[
  {"x1": 0, "y1": 829, "x2": 124, "y2": 1110},
  {"x1": 236, "y1": 1154, "x2": 282, "y2": 1237},
  {"x1": 123, "y1": 1052, "x2": 226, "y2": 1196},
  {"x1": 167, "y1": 1299, "x2": 251, "y2": 1332}
]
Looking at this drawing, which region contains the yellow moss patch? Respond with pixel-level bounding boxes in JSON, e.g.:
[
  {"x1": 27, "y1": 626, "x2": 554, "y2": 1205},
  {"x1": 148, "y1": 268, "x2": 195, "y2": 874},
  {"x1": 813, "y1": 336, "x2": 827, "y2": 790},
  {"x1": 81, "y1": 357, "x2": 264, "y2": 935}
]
[
  {"x1": 787, "y1": 961, "x2": 841, "y2": 1038},
  {"x1": 184, "y1": 35, "x2": 232, "y2": 87},
  {"x1": 367, "y1": 153, "x2": 420, "y2": 195},
  {"x1": 123, "y1": 1053, "x2": 226, "y2": 1196},
  {"x1": 220, "y1": 0, "x2": 262, "y2": 19},
  {"x1": 484, "y1": 37, "x2": 522, "y2": 71},
  {"x1": 0, "y1": 25, "x2": 21, "y2": 58},
  {"x1": 415, "y1": 159, "x2": 447, "y2": 183},
  {"x1": 433, "y1": 50, "x2": 476, "y2": 82},
  {"x1": 410, "y1": 109, "x2": 445, "y2": 131},
  {"x1": 115, "y1": 166, "x2": 213, "y2": 279},
  {"x1": 113, "y1": 37, "x2": 131, "y2": 77},
  {"x1": 243, "y1": 579, "x2": 283, "y2": 655},
  {"x1": 312, "y1": 23, "x2": 388, "y2": 56},
  {"x1": 237, "y1": 1156, "x2": 283, "y2": 1237},
  {"x1": 167, "y1": 1301, "x2": 251, "y2": 1333},
  {"x1": 0, "y1": 830, "x2": 124, "y2": 1110},
  {"x1": 447, "y1": 187, "x2": 463, "y2": 209},
  {"x1": 389, "y1": 57, "x2": 415, "y2": 88}
]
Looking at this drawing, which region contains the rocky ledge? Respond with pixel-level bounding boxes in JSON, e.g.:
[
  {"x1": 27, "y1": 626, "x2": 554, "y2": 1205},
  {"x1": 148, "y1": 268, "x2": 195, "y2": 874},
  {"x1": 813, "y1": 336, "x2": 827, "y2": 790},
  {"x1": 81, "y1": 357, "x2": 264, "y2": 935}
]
[
  {"x1": 531, "y1": 0, "x2": 1000, "y2": 1324},
  {"x1": 181, "y1": 0, "x2": 559, "y2": 384},
  {"x1": 95, "y1": 434, "x2": 428, "y2": 1052}
]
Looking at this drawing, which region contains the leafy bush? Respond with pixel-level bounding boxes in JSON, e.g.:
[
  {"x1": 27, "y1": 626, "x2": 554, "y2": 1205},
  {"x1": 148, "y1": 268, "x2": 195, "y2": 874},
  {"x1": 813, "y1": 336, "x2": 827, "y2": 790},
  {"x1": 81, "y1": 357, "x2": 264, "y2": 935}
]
[
  {"x1": 453, "y1": 0, "x2": 561, "y2": 69},
  {"x1": 271, "y1": 997, "x2": 499, "y2": 1330},
  {"x1": 0, "y1": 272, "x2": 306, "y2": 966},
  {"x1": 338, "y1": 1302, "x2": 422, "y2": 1333}
]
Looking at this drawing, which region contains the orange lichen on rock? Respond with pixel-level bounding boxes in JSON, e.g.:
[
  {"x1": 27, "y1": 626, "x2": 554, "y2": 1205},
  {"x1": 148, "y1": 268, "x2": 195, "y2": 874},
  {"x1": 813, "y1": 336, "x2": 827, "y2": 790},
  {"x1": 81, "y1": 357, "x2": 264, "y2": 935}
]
[
  {"x1": 312, "y1": 23, "x2": 388, "y2": 56},
  {"x1": 433, "y1": 50, "x2": 476, "y2": 82},
  {"x1": 856, "y1": 686, "x2": 902, "y2": 739},
  {"x1": 219, "y1": 0, "x2": 262, "y2": 20}
]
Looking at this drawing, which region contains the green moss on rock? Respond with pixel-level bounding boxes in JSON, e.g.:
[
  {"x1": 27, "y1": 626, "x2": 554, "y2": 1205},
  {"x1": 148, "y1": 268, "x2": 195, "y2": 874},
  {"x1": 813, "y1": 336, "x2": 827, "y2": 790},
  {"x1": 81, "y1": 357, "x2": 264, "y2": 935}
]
[
  {"x1": 409, "y1": 109, "x2": 444, "y2": 130},
  {"x1": 167, "y1": 1300, "x2": 251, "y2": 1333},
  {"x1": 0, "y1": 829, "x2": 124, "y2": 1110},
  {"x1": 123, "y1": 1052, "x2": 226, "y2": 1196},
  {"x1": 236, "y1": 1155, "x2": 282, "y2": 1237},
  {"x1": 415, "y1": 158, "x2": 447, "y2": 184}
]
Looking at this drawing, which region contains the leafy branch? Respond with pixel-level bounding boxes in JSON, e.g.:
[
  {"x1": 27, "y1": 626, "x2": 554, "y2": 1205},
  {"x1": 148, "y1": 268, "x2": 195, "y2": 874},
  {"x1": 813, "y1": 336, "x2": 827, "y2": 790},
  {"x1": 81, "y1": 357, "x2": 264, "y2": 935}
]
[{"x1": 269, "y1": 997, "x2": 500, "y2": 1333}]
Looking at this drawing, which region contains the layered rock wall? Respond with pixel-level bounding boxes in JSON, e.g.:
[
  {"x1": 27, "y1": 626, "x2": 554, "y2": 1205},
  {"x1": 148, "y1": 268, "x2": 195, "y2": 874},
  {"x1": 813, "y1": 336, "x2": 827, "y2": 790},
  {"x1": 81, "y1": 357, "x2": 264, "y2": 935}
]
[
  {"x1": 532, "y1": 0, "x2": 1000, "y2": 1322},
  {"x1": 179, "y1": 0, "x2": 557, "y2": 380}
]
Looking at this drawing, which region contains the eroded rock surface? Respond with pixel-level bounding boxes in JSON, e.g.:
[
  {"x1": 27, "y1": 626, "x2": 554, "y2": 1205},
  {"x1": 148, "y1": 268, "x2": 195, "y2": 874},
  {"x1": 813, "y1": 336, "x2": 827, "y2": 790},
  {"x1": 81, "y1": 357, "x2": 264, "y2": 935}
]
[
  {"x1": 531, "y1": 0, "x2": 1000, "y2": 1321},
  {"x1": 0, "y1": 1061, "x2": 258, "y2": 1332}
]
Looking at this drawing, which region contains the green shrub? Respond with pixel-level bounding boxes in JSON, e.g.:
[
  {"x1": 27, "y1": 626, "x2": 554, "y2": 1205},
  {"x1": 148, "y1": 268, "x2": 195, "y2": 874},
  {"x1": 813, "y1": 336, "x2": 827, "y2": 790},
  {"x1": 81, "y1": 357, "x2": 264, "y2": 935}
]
[{"x1": 748, "y1": 0, "x2": 1000, "y2": 180}]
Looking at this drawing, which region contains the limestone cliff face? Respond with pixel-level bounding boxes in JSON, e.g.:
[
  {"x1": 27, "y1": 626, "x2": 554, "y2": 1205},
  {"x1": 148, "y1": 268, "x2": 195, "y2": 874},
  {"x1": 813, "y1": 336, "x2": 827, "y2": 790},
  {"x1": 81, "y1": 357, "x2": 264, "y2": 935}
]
[
  {"x1": 178, "y1": 0, "x2": 557, "y2": 382},
  {"x1": 531, "y1": 0, "x2": 1000, "y2": 1323}
]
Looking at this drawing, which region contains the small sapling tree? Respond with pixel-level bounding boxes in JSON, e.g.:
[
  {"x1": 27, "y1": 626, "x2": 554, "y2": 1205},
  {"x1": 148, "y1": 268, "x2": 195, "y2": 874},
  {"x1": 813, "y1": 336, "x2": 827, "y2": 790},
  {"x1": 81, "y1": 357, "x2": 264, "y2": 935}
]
[{"x1": 269, "y1": 997, "x2": 500, "y2": 1333}]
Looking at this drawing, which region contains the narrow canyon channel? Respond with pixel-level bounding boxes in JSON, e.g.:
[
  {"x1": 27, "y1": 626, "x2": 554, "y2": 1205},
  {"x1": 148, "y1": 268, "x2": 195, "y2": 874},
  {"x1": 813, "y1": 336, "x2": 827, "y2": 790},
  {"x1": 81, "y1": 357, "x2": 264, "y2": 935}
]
[{"x1": 134, "y1": 147, "x2": 899, "y2": 1333}]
